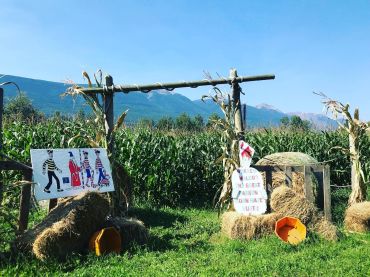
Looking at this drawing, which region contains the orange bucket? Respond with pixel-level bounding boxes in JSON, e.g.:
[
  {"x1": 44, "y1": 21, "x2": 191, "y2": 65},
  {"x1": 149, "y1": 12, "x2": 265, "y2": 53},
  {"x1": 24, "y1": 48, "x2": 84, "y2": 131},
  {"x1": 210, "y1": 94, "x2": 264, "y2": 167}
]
[
  {"x1": 275, "y1": 216, "x2": 306, "y2": 245},
  {"x1": 89, "y1": 227, "x2": 122, "y2": 256}
]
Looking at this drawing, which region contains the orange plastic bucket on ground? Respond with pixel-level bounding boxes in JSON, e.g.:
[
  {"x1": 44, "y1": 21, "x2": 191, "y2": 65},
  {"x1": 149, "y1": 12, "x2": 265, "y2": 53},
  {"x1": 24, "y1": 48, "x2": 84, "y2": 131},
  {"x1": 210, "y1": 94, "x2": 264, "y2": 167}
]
[
  {"x1": 275, "y1": 216, "x2": 306, "y2": 245},
  {"x1": 89, "y1": 227, "x2": 122, "y2": 256}
]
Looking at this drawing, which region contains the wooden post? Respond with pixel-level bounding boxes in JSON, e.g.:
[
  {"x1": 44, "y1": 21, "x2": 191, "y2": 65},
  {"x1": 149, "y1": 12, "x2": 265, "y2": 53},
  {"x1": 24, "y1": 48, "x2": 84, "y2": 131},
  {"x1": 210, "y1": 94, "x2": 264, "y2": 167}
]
[
  {"x1": 103, "y1": 76, "x2": 119, "y2": 214},
  {"x1": 104, "y1": 75, "x2": 114, "y2": 154},
  {"x1": 304, "y1": 165, "x2": 314, "y2": 203},
  {"x1": 230, "y1": 69, "x2": 244, "y2": 140},
  {"x1": 241, "y1": 104, "x2": 247, "y2": 129},
  {"x1": 313, "y1": 170, "x2": 324, "y2": 210},
  {"x1": 323, "y1": 165, "x2": 332, "y2": 221},
  {"x1": 18, "y1": 169, "x2": 32, "y2": 232},
  {"x1": 265, "y1": 169, "x2": 273, "y2": 212},
  {"x1": 0, "y1": 88, "x2": 3, "y2": 204}
]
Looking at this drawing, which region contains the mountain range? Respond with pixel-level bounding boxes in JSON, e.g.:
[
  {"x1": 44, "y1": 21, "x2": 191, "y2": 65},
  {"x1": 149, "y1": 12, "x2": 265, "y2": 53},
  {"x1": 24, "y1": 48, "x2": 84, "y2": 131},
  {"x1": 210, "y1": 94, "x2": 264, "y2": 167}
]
[{"x1": 0, "y1": 74, "x2": 337, "y2": 128}]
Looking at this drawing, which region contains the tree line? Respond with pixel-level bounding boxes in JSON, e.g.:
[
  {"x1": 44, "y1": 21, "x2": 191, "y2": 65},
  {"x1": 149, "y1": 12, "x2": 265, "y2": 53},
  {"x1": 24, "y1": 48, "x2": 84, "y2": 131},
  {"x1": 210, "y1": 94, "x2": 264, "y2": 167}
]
[{"x1": 4, "y1": 92, "x2": 314, "y2": 131}]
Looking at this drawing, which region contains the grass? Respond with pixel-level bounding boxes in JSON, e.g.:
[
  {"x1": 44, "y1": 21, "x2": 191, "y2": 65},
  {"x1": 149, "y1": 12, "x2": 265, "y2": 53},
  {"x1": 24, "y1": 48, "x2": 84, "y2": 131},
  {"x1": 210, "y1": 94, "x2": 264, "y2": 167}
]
[{"x1": 1, "y1": 207, "x2": 370, "y2": 276}]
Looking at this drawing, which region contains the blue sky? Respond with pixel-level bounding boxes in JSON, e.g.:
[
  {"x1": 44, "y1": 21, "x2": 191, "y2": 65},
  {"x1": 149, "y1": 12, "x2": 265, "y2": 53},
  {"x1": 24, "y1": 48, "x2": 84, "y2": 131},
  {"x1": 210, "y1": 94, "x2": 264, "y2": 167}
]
[{"x1": 1, "y1": 0, "x2": 370, "y2": 119}]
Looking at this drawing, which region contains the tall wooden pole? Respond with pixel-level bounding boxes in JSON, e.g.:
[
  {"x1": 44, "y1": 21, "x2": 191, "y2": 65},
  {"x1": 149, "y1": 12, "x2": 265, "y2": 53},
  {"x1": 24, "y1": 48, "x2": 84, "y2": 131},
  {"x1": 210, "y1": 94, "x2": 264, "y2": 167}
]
[
  {"x1": 103, "y1": 75, "x2": 120, "y2": 214},
  {"x1": 104, "y1": 75, "x2": 114, "y2": 154},
  {"x1": 18, "y1": 169, "x2": 32, "y2": 232},
  {"x1": 230, "y1": 69, "x2": 244, "y2": 140}
]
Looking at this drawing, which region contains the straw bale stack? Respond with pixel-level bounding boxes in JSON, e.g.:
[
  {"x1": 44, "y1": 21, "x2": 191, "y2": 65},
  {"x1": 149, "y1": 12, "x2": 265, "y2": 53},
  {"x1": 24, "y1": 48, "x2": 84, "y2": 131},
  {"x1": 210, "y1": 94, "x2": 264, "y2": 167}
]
[{"x1": 344, "y1": 201, "x2": 370, "y2": 233}]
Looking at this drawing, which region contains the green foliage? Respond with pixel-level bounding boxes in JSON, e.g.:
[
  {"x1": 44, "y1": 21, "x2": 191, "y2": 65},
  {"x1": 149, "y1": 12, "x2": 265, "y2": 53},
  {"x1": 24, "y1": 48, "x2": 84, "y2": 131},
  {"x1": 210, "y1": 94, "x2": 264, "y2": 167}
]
[
  {"x1": 1, "y1": 120, "x2": 370, "y2": 233},
  {"x1": 173, "y1": 113, "x2": 193, "y2": 131},
  {"x1": 156, "y1": 116, "x2": 174, "y2": 131},
  {"x1": 2, "y1": 207, "x2": 370, "y2": 276},
  {"x1": 280, "y1": 115, "x2": 311, "y2": 131},
  {"x1": 4, "y1": 92, "x2": 44, "y2": 122},
  {"x1": 137, "y1": 118, "x2": 155, "y2": 129},
  {"x1": 154, "y1": 113, "x2": 205, "y2": 132}
]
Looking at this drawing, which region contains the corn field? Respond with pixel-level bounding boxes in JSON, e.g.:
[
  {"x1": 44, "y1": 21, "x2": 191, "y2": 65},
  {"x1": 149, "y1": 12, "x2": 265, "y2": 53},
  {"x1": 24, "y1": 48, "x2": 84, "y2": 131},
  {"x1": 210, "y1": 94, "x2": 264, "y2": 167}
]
[{"x1": 2, "y1": 119, "x2": 370, "y2": 213}]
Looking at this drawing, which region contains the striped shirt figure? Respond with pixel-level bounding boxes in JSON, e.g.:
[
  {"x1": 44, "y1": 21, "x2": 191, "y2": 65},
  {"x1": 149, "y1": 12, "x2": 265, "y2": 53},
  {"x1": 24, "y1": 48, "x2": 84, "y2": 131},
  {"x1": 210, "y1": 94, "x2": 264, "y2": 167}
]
[
  {"x1": 82, "y1": 151, "x2": 93, "y2": 187},
  {"x1": 95, "y1": 150, "x2": 107, "y2": 186},
  {"x1": 43, "y1": 150, "x2": 63, "y2": 193},
  {"x1": 42, "y1": 158, "x2": 60, "y2": 172}
]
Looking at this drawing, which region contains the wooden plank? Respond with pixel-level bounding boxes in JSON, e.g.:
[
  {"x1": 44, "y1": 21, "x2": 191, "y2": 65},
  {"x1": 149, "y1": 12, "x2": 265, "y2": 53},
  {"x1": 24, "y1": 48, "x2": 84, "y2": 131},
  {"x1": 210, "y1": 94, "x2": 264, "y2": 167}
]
[
  {"x1": 253, "y1": 165, "x2": 284, "y2": 173},
  {"x1": 307, "y1": 164, "x2": 326, "y2": 173},
  {"x1": 79, "y1": 74, "x2": 276, "y2": 94},
  {"x1": 313, "y1": 171, "x2": 324, "y2": 209},
  {"x1": 285, "y1": 166, "x2": 292, "y2": 187},
  {"x1": 290, "y1": 165, "x2": 304, "y2": 173},
  {"x1": 230, "y1": 69, "x2": 244, "y2": 140},
  {"x1": 18, "y1": 169, "x2": 32, "y2": 233},
  {"x1": 104, "y1": 75, "x2": 114, "y2": 154},
  {"x1": 265, "y1": 169, "x2": 273, "y2": 212},
  {"x1": 0, "y1": 160, "x2": 31, "y2": 171},
  {"x1": 304, "y1": 166, "x2": 314, "y2": 203},
  {"x1": 323, "y1": 165, "x2": 332, "y2": 221}
]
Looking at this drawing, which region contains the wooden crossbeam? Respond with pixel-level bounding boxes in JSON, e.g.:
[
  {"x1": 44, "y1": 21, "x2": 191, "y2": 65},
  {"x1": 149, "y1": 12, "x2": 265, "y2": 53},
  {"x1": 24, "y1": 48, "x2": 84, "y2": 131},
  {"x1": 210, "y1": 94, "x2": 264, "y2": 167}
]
[{"x1": 78, "y1": 74, "x2": 275, "y2": 94}]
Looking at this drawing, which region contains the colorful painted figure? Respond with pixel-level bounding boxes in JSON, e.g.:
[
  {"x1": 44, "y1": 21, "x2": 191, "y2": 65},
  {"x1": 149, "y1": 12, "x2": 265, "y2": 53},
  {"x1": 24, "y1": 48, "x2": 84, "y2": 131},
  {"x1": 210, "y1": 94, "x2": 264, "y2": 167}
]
[
  {"x1": 99, "y1": 169, "x2": 110, "y2": 186},
  {"x1": 43, "y1": 149, "x2": 63, "y2": 193},
  {"x1": 81, "y1": 151, "x2": 93, "y2": 187},
  {"x1": 95, "y1": 150, "x2": 107, "y2": 185},
  {"x1": 68, "y1": 151, "x2": 81, "y2": 187}
]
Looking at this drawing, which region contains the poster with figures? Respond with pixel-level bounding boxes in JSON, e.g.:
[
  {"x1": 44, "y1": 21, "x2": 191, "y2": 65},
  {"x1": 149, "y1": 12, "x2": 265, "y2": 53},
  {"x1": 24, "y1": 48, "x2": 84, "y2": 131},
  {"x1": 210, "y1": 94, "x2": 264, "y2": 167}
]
[
  {"x1": 232, "y1": 140, "x2": 267, "y2": 215},
  {"x1": 31, "y1": 148, "x2": 114, "y2": 201}
]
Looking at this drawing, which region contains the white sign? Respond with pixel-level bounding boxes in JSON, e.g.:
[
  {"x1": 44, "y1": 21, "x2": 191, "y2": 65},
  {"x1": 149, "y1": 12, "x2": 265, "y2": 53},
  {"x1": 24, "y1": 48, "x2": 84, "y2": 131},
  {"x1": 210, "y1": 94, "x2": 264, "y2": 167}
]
[
  {"x1": 231, "y1": 167, "x2": 267, "y2": 215},
  {"x1": 31, "y1": 148, "x2": 114, "y2": 201}
]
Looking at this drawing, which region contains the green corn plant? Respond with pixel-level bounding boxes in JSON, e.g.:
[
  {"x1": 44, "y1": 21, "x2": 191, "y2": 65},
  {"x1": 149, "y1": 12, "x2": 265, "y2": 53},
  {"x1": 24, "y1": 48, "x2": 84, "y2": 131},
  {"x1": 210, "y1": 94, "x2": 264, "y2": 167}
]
[
  {"x1": 202, "y1": 87, "x2": 239, "y2": 212},
  {"x1": 316, "y1": 92, "x2": 369, "y2": 205},
  {"x1": 62, "y1": 70, "x2": 129, "y2": 215}
]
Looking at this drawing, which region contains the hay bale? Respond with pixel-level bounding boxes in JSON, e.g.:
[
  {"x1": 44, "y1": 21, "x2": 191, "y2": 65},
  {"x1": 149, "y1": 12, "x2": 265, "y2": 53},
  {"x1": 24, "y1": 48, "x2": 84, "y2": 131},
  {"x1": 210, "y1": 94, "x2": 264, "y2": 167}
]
[
  {"x1": 254, "y1": 213, "x2": 281, "y2": 238},
  {"x1": 344, "y1": 201, "x2": 370, "y2": 233},
  {"x1": 257, "y1": 152, "x2": 318, "y2": 166},
  {"x1": 271, "y1": 185, "x2": 338, "y2": 241},
  {"x1": 256, "y1": 152, "x2": 318, "y2": 197},
  {"x1": 313, "y1": 218, "x2": 339, "y2": 241},
  {"x1": 15, "y1": 192, "x2": 109, "y2": 260},
  {"x1": 221, "y1": 211, "x2": 280, "y2": 240},
  {"x1": 103, "y1": 217, "x2": 149, "y2": 249},
  {"x1": 221, "y1": 211, "x2": 257, "y2": 239},
  {"x1": 270, "y1": 185, "x2": 316, "y2": 225}
]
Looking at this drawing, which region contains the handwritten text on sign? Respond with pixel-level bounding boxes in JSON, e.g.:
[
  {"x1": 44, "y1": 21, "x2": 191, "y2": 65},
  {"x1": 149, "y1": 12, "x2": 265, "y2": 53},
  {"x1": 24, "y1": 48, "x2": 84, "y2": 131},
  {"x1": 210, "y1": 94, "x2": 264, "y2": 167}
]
[{"x1": 231, "y1": 167, "x2": 267, "y2": 215}]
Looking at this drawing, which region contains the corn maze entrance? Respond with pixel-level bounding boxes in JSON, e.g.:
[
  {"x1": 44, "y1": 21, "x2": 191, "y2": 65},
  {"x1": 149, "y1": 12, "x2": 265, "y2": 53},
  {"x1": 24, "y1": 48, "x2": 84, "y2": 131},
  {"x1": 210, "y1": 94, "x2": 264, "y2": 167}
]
[{"x1": 0, "y1": 68, "x2": 331, "y2": 236}]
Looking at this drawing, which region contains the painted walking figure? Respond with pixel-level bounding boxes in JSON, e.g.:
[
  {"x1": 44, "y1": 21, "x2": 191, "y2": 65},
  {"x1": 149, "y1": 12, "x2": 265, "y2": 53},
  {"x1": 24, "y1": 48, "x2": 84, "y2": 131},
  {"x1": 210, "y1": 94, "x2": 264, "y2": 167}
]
[
  {"x1": 43, "y1": 149, "x2": 63, "y2": 193},
  {"x1": 82, "y1": 151, "x2": 94, "y2": 187},
  {"x1": 95, "y1": 149, "x2": 108, "y2": 186},
  {"x1": 68, "y1": 151, "x2": 81, "y2": 187}
]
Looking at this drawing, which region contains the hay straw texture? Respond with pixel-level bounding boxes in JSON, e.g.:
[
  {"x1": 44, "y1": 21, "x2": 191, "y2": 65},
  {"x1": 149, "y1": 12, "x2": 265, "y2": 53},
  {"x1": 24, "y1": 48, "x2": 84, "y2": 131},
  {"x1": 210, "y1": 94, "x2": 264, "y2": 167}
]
[
  {"x1": 271, "y1": 186, "x2": 338, "y2": 241},
  {"x1": 344, "y1": 201, "x2": 370, "y2": 233},
  {"x1": 15, "y1": 192, "x2": 109, "y2": 260},
  {"x1": 221, "y1": 212, "x2": 280, "y2": 240},
  {"x1": 270, "y1": 185, "x2": 316, "y2": 225},
  {"x1": 256, "y1": 152, "x2": 318, "y2": 166},
  {"x1": 256, "y1": 152, "x2": 318, "y2": 197},
  {"x1": 103, "y1": 217, "x2": 149, "y2": 249}
]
